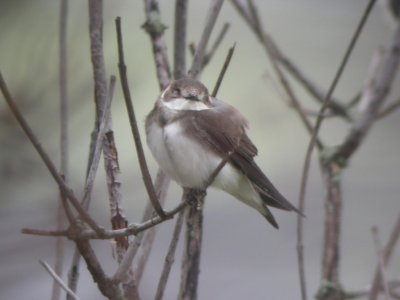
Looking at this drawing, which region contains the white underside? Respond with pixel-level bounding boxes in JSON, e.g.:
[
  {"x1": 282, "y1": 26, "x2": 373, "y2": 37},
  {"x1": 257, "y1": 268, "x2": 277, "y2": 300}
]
[
  {"x1": 146, "y1": 116, "x2": 266, "y2": 215},
  {"x1": 162, "y1": 97, "x2": 210, "y2": 111}
]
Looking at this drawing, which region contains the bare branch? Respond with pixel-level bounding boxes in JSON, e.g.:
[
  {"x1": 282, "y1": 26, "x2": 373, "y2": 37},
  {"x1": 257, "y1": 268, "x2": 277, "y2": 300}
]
[
  {"x1": 22, "y1": 228, "x2": 68, "y2": 237},
  {"x1": 189, "y1": 0, "x2": 224, "y2": 79},
  {"x1": 178, "y1": 190, "x2": 205, "y2": 300},
  {"x1": 369, "y1": 213, "x2": 400, "y2": 300},
  {"x1": 314, "y1": 1, "x2": 378, "y2": 298},
  {"x1": 155, "y1": 210, "x2": 185, "y2": 300},
  {"x1": 142, "y1": 0, "x2": 171, "y2": 90},
  {"x1": 377, "y1": 98, "x2": 400, "y2": 119},
  {"x1": 83, "y1": 76, "x2": 115, "y2": 207},
  {"x1": 53, "y1": 1, "x2": 69, "y2": 299},
  {"x1": 75, "y1": 239, "x2": 123, "y2": 300},
  {"x1": 331, "y1": 18, "x2": 400, "y2": 164},
  {"x1": 116, "y1": 17, "x2": 166, "y2": 219},
  {"x1": 174, "y1": 0, "x2": 188, "y2": 79},
  {"x1": 203, "y1": 23, "x2": 230, "y2": 66},
  {"x1": 133, "y1": 171, "x2": 170, "y2": 285},
  {"x1": 0, "y1": 73, "x2": 102, "y2": 234},
  {"x1": 230, "y1": 0, "x2": 350, "y2": 121},
  {"x1": 234, "y1": 0, "x2": 323, "y2": 150},
  {"x1": 40, "y1": 260, "x2": 81, "y2": 300},
  {"x1": 278, "y1": 52, "x2": 350, "y2": 120},
  {"x1": 66, "y1": 76, "x2": 115, "y2": 300},
  {"x1": 371, "y1": 227, "x2": 390, "y2": 300},
  {"x1": 212, "y1": 43, "x2": 235, "y2": 97}
]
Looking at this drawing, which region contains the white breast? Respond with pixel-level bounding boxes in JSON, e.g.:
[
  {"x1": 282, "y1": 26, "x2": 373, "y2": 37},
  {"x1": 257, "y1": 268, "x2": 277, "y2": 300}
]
[
  {"x1": 147, "y1": 120, "x2": 221, "y2": 188},
  {"x1": 162, "y1": 97, "x2": 210, "y2": 111}
]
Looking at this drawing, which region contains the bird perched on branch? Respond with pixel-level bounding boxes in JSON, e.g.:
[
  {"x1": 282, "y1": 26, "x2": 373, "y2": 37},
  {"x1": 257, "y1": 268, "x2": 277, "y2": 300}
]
[{"x1": 145, "y1": 78, "x2": 301, "y2": 228}]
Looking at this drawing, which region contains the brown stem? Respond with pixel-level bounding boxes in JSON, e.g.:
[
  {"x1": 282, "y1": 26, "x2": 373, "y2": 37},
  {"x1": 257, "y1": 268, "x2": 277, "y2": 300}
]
[
  {"x1": 178, "y1": 189, "x2": 205, "y2": 300},
  {"x1": 133, "y1": 171, "x2": 170, "y2": 285},
  {"x1": 53, "y1": 1, "x2": 69, "y2": 299},
  {"x1": 0, "y1": 73, "x2": 102, "y2": 234},
  {"x1": 332, "y1": 22, "x2": 400, "y2": 163},
  {"x1": 211, "y1": 43, "x2": 236, "y2": 97},
  {"x1": 369, "y1": 214, "x2": 400, "y2": 300},
  {"x1": 155, "y1": 209, "x2": 185, "y2": 300},
  {"x1": 116, "y1": 17, "x2": 166, "y2": 219},
  {"x1": 142, "y1": 0, "x2": 171, "y2": 90},
  {"x1": 188, "y1": 0, "x2": 224, "y2": 79},
  {"x1": 173, "y1": 0, "x2": 188, "y2": 79},
  {"x1": 316, "y1": 163, "x2": 344, "y2": 300}
]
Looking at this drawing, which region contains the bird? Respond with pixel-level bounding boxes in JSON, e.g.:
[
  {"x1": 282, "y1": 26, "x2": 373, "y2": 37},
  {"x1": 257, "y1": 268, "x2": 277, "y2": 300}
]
[{"x1": 145, "y1": 78, "x2": 301, "y2": 228}]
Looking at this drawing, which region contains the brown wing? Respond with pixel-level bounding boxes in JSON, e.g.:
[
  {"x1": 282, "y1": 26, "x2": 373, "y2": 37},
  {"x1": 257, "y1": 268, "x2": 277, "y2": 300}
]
[{"x1": 185, "y1": 99, "x2": 300, "y2": 213}]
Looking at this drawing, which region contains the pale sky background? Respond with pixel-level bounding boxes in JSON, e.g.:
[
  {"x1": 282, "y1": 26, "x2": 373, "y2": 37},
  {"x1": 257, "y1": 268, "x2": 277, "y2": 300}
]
[{"x1": 0, "y1": 0, "x2": 399, "y2": 299}]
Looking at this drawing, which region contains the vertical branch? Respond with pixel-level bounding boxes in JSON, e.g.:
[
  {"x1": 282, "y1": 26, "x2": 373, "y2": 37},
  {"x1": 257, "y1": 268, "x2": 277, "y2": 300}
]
[
  {"x1": 179, "y1": 0, "x2": 230, "y2": 291},
  {"x1": 155, "y1": 210, "x2": 185, "y2": 300},
  {"x1": 52, "y1": 0, "x2": 68, "y2": 299},
  {"x1": 174, "y1": 0, "x2": 188, "y2": 79},
  {"x1": 116, "y1": 17, "x2": 166, "y2": 219},
  {"x1": 102, "y1": 77, "x2": 138, "y2": 298},
  {"x1": 143, "y1": 0, "x2": 171, "y2": 90},
  {"x1": 178, "y1": 190, "x2": 205, "y2": 300},
  {"x1": 67, "y1": 75, "x2": 115, "y2": 299},
  {"x1": 317, "y1": 163, "x2": 343, "y2": 299},
  {"x1": 88, "y1": 0, "x2": 108, "y2": 119},
  {"x1": 68, "y1": 0, "x2": 110, "y2": 295},
  {"x1": 371, "y1": 227, "x2": 390, "y2": 300},
  {"x1": 133, "y1": 172, "x2": 171, "y2": 285},
  {"x1": 189, "y1": 0, "x2": 224, "y2": 79},
  {"x1": 137, "y1": 0, "x2": 174, "y2": 285},
  {"x1": 369, "y1": 214, "x2": 400, "y2": 300}
]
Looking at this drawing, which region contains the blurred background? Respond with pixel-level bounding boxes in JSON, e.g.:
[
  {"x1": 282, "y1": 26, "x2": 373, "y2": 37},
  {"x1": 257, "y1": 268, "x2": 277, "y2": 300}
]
[{"x1": 0, "y1": 0, "x2": 399, "y2": 299}]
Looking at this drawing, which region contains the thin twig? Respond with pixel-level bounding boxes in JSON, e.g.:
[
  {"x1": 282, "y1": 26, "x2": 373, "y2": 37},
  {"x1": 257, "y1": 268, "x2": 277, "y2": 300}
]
[
  {"x1": 369, "y1": 213, "x2": 400, "y2": 300},
  {"x1": 371, "y1": 227, "x2": 390, "y2": 300},
  {"x1": 203, "y1": 23, "x2": 230, "y2": 66},
  {"x1": 230, "y1": 0, "x2": 350, "y2": 121},
  {"x1": 82, "y1": 76, "x2": 115, "y2": 207},
  {"x1": 53, "y1": 1, "x2": 69, "y2": 299},
  {"x1": 155, "y1": 209, "x2": 185, "y2": 300},
  {"x1": 303, "y1": 0, "x2": 376, "y2": 297},
  {"x1": 278, "y1": 53, "x2": 350, "y2": 120},
  {"x1": 22, "y1": 156, "x2": 233, "y2": 241},
  {"x1": 211, "y1": 43, "x2": 235, "y2": 97},
  {"x1": 75, "y1": 238, "x2": 122, "y2": 300},
  {"x1": 332, "y1": 22, "x2": 400, "y2": 162},
  {"x1": 66, "y1": 76, "x2": 115, "y2": 300},
  {"x1": 133, "y1": 171, "x2": 171, "y2": 285},
  {"x1": 113, "y1": 236, "x2": 142, "y2": 283},
  {"x1": 22, "y1": 200, "x2": 188, "y2": 240},
  {"x1": 22, "y1": 228, "x2": 68, "y2": 237},
  {"x1": 174, "y1": 0, "x2": 188, "y2": 79},
  {"x1": 0, "y1": 73, "x2": 102, "y2": 234},
  {"x1": 377, "y1": 98, "x2": 400, "y2": 119},
  {"x1": 246, "y1": 0, "x2": 324, "y2": 150},
  {"x1": 116, "y1": 17, "x2": 166, "y2": 219},
  {"x1": 189, "y1": 0, "x2": 224, "y2": 79},
  {"x1": 40, "y1": 260, "x2": 81, "y2": 300}
]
